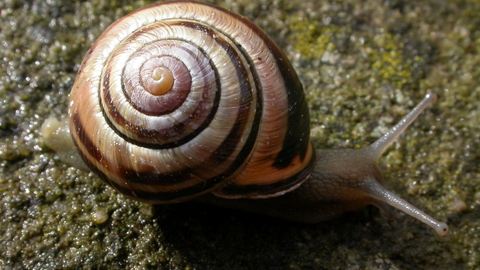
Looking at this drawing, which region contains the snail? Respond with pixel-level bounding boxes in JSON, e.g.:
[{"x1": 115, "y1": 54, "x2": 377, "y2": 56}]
[{"x1": 41, "y1": 1, "x2": 449, "y2": 236}]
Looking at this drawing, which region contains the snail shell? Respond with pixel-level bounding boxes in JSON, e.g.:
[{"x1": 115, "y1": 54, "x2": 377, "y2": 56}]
[
  {"x1": 69, "y1": 1, "x2": 314, "y2": 203},
  {"x1": 42, "y1": 1, "x2": 448, "y2": 236}
]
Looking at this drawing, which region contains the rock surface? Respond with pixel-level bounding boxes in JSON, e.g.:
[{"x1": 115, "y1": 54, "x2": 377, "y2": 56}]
[{"x1": 0, "y1": 0, "x2": 478, "y2": 269}]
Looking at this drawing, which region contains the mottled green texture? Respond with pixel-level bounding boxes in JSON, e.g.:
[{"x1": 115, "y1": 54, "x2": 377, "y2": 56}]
[{"x1": 0, "y1": 0, "x2": 478, "y2": 269}]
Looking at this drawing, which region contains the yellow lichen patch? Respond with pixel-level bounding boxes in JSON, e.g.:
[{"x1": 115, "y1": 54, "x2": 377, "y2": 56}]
[
  {"x1": 369, "y1": 32, "x2": 418, "y2": 89},
  {"x1": 289, "y1": 17, "x2": 338, "y2": 59}
]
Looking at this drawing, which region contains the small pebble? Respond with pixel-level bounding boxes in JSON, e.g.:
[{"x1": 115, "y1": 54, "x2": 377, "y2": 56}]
[
  {"x1": 450, "y1": 198, "x2": 467, "y2": 213},
  {"x1": 92, "y1": 209, "x2": 109, "y2": 224}
]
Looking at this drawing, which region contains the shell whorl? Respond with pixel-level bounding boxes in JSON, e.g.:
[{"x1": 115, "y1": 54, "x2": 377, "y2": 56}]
[{"x1": 69, "y1": 1, "x2": 314, "y2": 203}]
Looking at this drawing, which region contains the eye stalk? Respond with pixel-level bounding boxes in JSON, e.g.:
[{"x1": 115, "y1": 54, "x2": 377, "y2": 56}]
[
  {"x1": 363, "y1": 93, "x2": 448, "y2": 236},
  {"x1": 314, "y1": 93, "x2": 448, "y2": 236},
  {"x1": 367, "y1": 93, "x2": 438, "y2": 161}
]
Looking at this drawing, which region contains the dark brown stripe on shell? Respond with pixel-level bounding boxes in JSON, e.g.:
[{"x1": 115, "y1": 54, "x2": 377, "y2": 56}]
[
  {"x1": 222, "y1": 6, "x2": 312, "y2": 169},
  {"x1": 70, "y1": 112, "x2": 113, "y2": 187},
  {"x1": 173, "y1": 20, "x2": 264, "y2": 175},
  {"x1": 72, "y1": 113, "x2": 104, "y2": 164},
  {"x1": 216, "y1": 145, "x2": 316, "y2": 197},
  {"x1": 187, "y1": 22, "x2": 258, "y2": 164},
  {"x1": 108, "y1": 170, "x2": 229, "y2": 203},
  {"x1": 269, "y1": 46, "x2": 311, "y2": 169},
  {"x1": 71, "y1": 114, "x2": 223, "y2": 203}
]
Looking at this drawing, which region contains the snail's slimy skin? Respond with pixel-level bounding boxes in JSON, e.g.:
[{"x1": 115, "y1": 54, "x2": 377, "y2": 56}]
[
  {"x1": 42, "y1": 1, "x2": 448, "y2": 236},
  {"x1": 41, "y1": 116, "x2": 88, "y2": 171}
]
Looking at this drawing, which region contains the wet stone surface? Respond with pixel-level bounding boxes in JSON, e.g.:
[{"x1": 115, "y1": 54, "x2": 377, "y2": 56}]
[{"x1": 0, "y1": 0, "x2": 479, "y2": 269}]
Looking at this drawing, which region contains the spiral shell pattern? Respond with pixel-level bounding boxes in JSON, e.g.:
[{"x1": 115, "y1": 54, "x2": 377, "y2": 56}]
[{"x1": 69, "y1": 1, "x2": 314, "y2": 203}]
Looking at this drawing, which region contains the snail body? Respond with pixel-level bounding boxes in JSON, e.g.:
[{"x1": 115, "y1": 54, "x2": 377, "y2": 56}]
[{"x1": 42, "y1": 1, "x2": 448, "y2": 235}]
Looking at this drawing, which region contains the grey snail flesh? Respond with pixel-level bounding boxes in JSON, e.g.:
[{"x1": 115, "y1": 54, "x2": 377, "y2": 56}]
[{"x1": 43, "y1": 1, "x2": 448, "y2": 236}]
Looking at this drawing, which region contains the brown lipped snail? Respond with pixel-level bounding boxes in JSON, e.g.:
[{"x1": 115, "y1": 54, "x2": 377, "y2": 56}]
[{"x1": 41, "y1": 1, "x2": 448, "y2": 236}]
